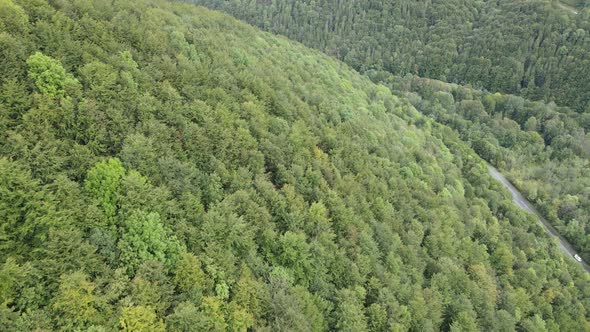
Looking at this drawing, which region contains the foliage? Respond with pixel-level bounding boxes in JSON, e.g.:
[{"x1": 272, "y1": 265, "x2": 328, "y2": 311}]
[
  {"x1": 377, "y1": 73, "x2": 590, "y2": 260},
  {"x1": 26, "y1": 52, "x2": 76, "y2": 97},
  {"x1": 120, "y1": 306, "x2": 165, "y2": 332},
  {"x1": 51, "y1": 271, "x2": 97, "y2": 331},
  {"x1": 187, "y1": 0, "x2": 590, "y2": 112},
  {"x1": 0, "y1": 0, "x2": 588, "y2": 330},
  {"x1": 118, "y1": 211, "x2": 182, "y2": 275},
  {"x1": 85, "y1": 157, "x2": 126, "y2": 219}
]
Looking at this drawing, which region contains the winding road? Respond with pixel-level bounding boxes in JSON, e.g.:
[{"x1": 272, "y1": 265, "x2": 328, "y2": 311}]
[{"x1": 487, "y1": 163, "x2": 590, "y2": 273}]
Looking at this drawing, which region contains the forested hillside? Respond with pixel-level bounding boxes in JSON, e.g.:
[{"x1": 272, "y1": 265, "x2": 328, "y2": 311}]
[
  {"x1": 1, "y1": 0, "x2": 590, "y2": 331},
  {"x1": 185, "y1": 0, "x2": 590, "y2": 112},
  {"x1": 367, "y1": 71, "x2": 590, "y2": 262},
  {"x1": 186, "y1": 0, "x2": 590, "y2": 286}
]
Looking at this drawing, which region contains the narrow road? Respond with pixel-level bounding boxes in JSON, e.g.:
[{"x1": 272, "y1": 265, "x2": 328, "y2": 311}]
[
  {"x1": 487, "y1": 163, "x2": 590, "y2": 272},
  {"x1": 556, "y1": 1, "x2": 579, "y2": 14}
]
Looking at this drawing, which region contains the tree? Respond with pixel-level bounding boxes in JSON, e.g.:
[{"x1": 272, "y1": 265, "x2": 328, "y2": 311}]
[
  {"x1": 0, "y1": 158, "x2": 51, "y2": 257},
  {"x1": 120, "y1": 306, "x2": 165, "y2": 332},
  {"x1": 165, "y1": 302, "x2": 204, "y2": 331},
  {"x1": 0, "y1": 257, "x2": 30, "y2": 304},
  {"x1": 366, "y1": 303, "x2": 387, "y2": 332},
  {"x1": 226, "y1": 301, "x2": 254, "y2": 332},
  {"x1": 449, "y1": 311, "x2": 478, "y2": 332},
  {"x1": 199, "y1": 296, "x2": 227, "y2": 332},
  {"x1": 85, "y1": 158, "x2": 126, "y2": 220},
  {"x1": 492, "y1": 244, "x2": 513, "y2": 276},
  {"x1": 520, "y1": 314, "x2": 548, "y2": 332},
  {"x1": 334, "y1": 288, "x2": 368, "y2": 332},
  {"x1": 117, "y1": 210, "x2": 182, "y2": 275},
  {"x1": 232, "y1": 266, "x2": 267, "y2": 321},
  {"x1": 51, "y1": 271, "x2": 98, "y2": 331},
  {"x1": 173, "y1": 252, "x2": 210, "y2": 301},
  {"x1": 267, "y1": 275, "x2": 325, "y2": 332},
  {"x1": 26, "y1": 52, "x2": 74, "y2": 97},
  {"x1": 79, "y1": 61, "x2": 118, "y2": 100},
  {"x1": 524, "y1": 116, "x2": 538, "y2": 132},
  {"x1": 131, "y1": 261, "x2": 175, "y2": 315},
  {"x1": 0, "y1": 0, "x2": 28, "y2": 35},
  {"x1": 276, "y1": 231, "x2": 311, "y2": 285}
]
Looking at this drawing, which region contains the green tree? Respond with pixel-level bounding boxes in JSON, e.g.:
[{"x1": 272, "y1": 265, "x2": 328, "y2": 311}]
[
  {"x1": 492, "y1": 244, "x2": 513, "y2": 276},
  {"x1": 334, "y1": 288, "x2": 368, "y2": 332},
  {"x1": 26, "y1": 52, "x2": 74, "y2": 97},
  {"x1": 130, "y1": 261, "x2": 175, "y2": 315},
  {"x1": 199, "y1": 296, "x2": 227, "y2": 332},
  {"x1": 51, "y1": 271, "x2": 97, "y2": 331},
  {"x1": 520, "y1": 314, "x2": 548, "y2": 332},
  {"x1": 449, "y1": 311, "x2": 478, "y2": 332},
  {"x1": 0, "y1": 257, "x2": 30, "y2": 304},
  {"x1": 85, "y1": 158, "x2": 126, "y2": 220},
  {"x1": 366, "y1": 303, "x2": 387, "y2": 332},
  {"x1": 276, "y1": 231, "x2": 311, "y2": 285},
  {"x1": 165, "y1": 302, "x2": 203, "y2": 331},
  {"x1": 117, "y1": 211, "x2": 182, "y2": 275},
  {"x1": 120, "y1": 306, "x2": 165, "y2": 332},
  {"x1": 0, "y1": 158, "x2": 51, "y2": 257},
  {"x1": 226, "y1": 301, "x2": 254, "y2": 332},
  {"x1": 173, "y1": 252, "x2": 210, "y2": 301},
  {"x1": 0, "y1": 0, "x2": 28, "y2": 35}
]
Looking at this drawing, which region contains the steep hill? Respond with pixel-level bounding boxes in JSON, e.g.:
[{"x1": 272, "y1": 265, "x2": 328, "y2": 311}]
[
  {"x1": 186, "y1": 0, "x2": 590, "y2": 112},
  {"x1": 186, "y1": 0, "x2": 590, "y2": 288},
  {"x1": 0, "y1": 0, "x2": 589, "y2": 330},
  {"x1": 368, "y1": 71, "x2": 590, "y2": 262}
]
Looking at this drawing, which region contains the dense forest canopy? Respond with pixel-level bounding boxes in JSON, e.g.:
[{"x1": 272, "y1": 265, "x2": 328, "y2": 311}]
[
  {"x1": 186, "y1": 0, "x2": 590, "y2": 284},
  {"x1": 185, "y1": 0, "x2": 590, "y2": 112},
  {"x1": 366, "y1": 71, "x2": 590, "y2": 262},
  {"x1": 1, "y1": 0, "x2": 590, "y2": 331}
]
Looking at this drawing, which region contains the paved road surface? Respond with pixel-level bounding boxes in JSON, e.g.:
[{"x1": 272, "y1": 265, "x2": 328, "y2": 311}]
[{"x1": 487, "y1": 163, "x2": 590, "y2": 273}]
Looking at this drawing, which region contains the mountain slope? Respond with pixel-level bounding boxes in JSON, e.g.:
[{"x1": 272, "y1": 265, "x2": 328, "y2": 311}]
[
  {"x1": 368, "y1": 71, "x2": 590, "y2": 261},
  {"x1": 187, "y1": 0, "x2": 590, "y2": 280},
  {"x1": 0, "y1": 0, "x2": 589, "y2": 330},
  {"x1": 185, "y1": 0, "x2": 590, "y2": 112}
]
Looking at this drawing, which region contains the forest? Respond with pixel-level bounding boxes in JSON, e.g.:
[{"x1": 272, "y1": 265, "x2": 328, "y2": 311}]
[
  {"x1": 188, "y1": 0, "x2": 590, "y2": 283},
  {"x1": 1, "y1": 0, "x2": 590, "y2": 331},
  {"x1": 366, "y1": 71, "x2": 590, "y2": 262},
  {"x1": 186, "y1": 0, "x2": 590, "y2": 112}
]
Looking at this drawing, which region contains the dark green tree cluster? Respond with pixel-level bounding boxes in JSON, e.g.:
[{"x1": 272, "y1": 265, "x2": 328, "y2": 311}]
[
  {"x1": 372, "y1": 71, "x2": 590, "y2": 262},
  {"x1": 185, "y1": 0, "x2": 590, "y2": 112},
  {"x1": 0, "y1": 0, "x2": 590, "y2": 331}
]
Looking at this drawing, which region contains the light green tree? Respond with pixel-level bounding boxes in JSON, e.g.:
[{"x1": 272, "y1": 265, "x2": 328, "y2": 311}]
[
  {"x1": 120, "y1": 306, "x2": 165, "y2": 332},
  {"x1": 118, "y1": 210, "x2": 182, "y2": 275},
  {"x1": 26, "y1": 52, "x2": 74, "y2": 97},
  {"x1": 51, "y1": 271, "x2": 97, "y2": 331},
  {"x1": 85, "y1": 158, "x2": 126, "y2": 219}
]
